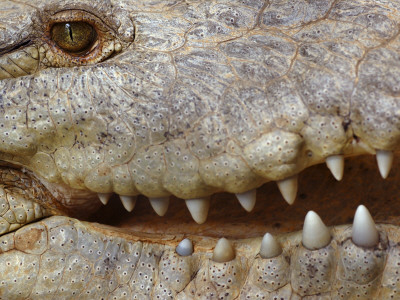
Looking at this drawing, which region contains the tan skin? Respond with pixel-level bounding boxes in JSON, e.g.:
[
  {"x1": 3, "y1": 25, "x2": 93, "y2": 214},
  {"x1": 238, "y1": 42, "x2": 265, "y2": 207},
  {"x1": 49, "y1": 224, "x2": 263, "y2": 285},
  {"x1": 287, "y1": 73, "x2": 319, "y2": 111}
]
[
  {"x1": 4, "y1": 2, "x2": 399, "y2": 299},
  {"x1": 48, "y1": 22, "x2": 400, "y2": 239}
]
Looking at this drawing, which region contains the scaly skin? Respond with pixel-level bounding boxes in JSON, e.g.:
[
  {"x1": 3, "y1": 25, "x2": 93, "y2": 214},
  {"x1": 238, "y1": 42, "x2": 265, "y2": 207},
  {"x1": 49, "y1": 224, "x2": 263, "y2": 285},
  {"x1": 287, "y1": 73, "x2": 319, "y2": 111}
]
[{"x1": 1, "y1": 0, "x2": 400, "y2": 299}]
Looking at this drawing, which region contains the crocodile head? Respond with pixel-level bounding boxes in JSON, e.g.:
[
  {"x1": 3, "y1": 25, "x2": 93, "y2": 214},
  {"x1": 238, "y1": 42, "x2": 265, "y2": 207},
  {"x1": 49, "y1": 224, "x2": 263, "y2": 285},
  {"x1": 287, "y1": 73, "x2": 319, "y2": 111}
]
[{"x1": 1, "y1": 0, "x2": 400, "y2": 298}]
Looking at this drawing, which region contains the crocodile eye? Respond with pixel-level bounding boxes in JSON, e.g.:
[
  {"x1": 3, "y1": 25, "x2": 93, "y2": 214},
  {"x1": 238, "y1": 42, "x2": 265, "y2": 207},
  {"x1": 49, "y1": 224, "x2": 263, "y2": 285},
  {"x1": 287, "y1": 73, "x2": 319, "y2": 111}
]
[
  {"x1": 51, "y1": 22, "x2": 97, "y2": 55},
  {"x1": 41, "y1": 9, "x2": 129, "y2": 67}
]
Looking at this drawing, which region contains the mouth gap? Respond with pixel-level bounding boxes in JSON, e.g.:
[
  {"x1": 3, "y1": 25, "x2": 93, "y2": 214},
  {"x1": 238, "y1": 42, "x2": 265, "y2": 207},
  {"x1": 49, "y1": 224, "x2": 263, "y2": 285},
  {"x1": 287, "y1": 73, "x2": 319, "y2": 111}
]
[
  {"x1": 86, "y1": 155, "x2": 400, "y2": 240},
  {"x1": 2, "y1": 155, "x2": 399, "y2": 240},
  {"x1": 0, "y1": 40, "x2": 32, "y2": 55}
]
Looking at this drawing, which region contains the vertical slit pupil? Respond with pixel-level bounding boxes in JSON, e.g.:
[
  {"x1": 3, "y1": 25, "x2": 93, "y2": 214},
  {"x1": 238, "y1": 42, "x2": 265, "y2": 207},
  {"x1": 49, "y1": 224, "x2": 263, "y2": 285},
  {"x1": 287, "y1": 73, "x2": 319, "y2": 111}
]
[
  {"x1": 66, "y1": 23, "x2": 73, "y2": 41},
  {"x1": 51, "y1": 22, "x2": 97, "y2": 55}
]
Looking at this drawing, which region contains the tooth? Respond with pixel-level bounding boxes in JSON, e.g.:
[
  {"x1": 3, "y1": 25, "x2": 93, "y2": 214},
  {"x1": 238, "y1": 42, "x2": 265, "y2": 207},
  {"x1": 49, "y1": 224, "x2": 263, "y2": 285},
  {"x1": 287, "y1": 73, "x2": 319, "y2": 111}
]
[
  {"x1": 212, "y1": 237, "x2": 235, "y2": 263},
  {"x1": 98, "y1": 193, "x2": 112, "y2": 205},
  {"x1": 176, "y1": 238, "x2": 193, "y2": 256},
  {"x1": 185, "y1": 197, "x2": 210, "y2": 224},
  {"x1": 235, "y1": 189, "x2": 256, "y2": 212},
  {"x1": 276, "y1": 175, "x2": 298, "y2": 205},
  {"x1": 302, "y1": 211, "x2": 331, "y2": 250},
  {"x1": 352, "y1": 205, "x2": 379, "y2": 248},
  {"x1": 325, "y1": 154, "x2": 344, "y2": 181},
  {"x1": 259, "y1": 233, "x2": 282, "y2": 259},
  {"x1": 120, "y1": 195, "x2": 137, "y2": 212},
  {"x1": 149, "y1": 197, "x2": 170, "y2": 216},
  {"x1": 376, "y1": 150, "x2": 393, "y2": 179}
]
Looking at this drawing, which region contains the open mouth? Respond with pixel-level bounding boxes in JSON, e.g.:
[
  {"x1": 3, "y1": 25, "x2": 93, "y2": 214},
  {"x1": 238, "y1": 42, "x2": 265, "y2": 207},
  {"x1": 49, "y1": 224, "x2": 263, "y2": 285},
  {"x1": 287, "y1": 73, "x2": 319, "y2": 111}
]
[
  {"x1": 89, "y1": 154, "x2": 400, "y2": 239},
  {"x1": 1, "y1": 153, "x2": 400, "y2": 299},
  {"x1": 3, "y1": 0, "x2": 400, "y2": 299}
]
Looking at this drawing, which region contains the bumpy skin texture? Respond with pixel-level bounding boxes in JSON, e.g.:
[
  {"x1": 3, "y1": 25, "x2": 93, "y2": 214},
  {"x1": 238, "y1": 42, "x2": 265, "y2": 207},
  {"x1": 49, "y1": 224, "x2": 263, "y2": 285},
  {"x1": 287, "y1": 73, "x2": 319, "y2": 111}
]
[
  {"x1": 4, "y1": 0, "x2": 400, "y2": 199},
  {"x1": 2, "y1": 216, "x2": 400, "y2": 299},
  {"x1": 1, "y1": 0, "x2": 400, "y2": 299}
]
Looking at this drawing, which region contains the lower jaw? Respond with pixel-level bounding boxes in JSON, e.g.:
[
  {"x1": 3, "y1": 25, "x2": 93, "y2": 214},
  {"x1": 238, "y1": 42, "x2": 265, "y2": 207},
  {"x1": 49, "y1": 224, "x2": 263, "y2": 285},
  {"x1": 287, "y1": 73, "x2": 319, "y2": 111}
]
[{"x1": 1, "y1": 154, "x2": 400, "y2": 298}]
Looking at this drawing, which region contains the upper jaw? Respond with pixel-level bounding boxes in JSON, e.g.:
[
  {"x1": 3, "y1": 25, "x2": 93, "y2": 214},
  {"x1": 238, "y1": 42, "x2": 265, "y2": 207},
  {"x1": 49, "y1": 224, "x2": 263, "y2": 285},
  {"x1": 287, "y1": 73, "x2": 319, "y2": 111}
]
[{"x1": 1, "y1": 4, "x2": 400, "y2": 221}]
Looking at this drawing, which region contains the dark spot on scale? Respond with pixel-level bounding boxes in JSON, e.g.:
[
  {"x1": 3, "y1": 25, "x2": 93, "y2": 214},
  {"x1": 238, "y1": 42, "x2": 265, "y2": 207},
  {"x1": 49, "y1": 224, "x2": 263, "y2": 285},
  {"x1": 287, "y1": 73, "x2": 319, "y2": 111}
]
[{"x1": 342, "y1": 120, "x2": 351, "y2": 132}]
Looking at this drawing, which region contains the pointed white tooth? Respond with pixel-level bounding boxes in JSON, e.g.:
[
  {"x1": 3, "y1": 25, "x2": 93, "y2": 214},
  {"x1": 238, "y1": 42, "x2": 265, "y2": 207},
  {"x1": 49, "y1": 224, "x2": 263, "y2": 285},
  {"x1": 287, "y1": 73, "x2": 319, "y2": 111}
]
[
  {"x1": 120, "y1": 195, "x2": 137, "y2": 212},
  {"x1": 98, "y1": 193, "x2": 112, "y2": 205},
  {"x1": 176, "y1": 238, "x2": 193, "y2": 256},
  {"x1": 149, "y1": 197, "x2": 170, "y2": 216},
  {"x1": 276, "y1": 175, "x2": 298, "y2": 205},
  {"x1": 212, "y1": 237, "x2": 235, "y2": 263},
  {"x1": 376, "y1": 150, "x2": 393, "y2": 179},
  {"x1": 260, "y1": 233, "x2": 282, "y2": 259},
  {"x1": 185, "y1": 198, "x2": 210, "y2": 224},
  {"x1": 302, "y1": 211, "x2": 331, "y2": 250},
  {"x1": 325, "y1": 154, "x2": 344, "y2": 181},
  {"x1": 235, "y1": 189, "x2": 256, "y2": 212},
  {"x1": 352, "y1": 205, "x2": 379, "y2": 248}
]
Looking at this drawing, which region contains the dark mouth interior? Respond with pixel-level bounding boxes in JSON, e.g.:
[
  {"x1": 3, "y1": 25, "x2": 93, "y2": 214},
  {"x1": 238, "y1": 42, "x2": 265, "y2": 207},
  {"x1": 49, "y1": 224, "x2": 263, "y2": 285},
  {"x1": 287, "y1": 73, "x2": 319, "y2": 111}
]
[{"x1": 88, "y1": 154, "x2": 400, "y2": 239}]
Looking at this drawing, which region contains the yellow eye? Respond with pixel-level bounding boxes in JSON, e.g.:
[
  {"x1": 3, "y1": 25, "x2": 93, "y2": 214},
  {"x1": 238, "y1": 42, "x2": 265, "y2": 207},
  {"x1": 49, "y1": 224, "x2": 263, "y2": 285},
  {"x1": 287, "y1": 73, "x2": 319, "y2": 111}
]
[{"x1": 51, "y1": 22, "x2": 97, "y2": 55}]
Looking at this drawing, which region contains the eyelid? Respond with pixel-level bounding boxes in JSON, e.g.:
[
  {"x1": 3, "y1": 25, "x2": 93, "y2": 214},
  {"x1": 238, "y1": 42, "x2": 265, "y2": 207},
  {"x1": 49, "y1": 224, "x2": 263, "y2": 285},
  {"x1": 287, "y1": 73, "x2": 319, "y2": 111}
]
[{"x1": 41, "y1": 9, "x2": 121, "y2": 66}]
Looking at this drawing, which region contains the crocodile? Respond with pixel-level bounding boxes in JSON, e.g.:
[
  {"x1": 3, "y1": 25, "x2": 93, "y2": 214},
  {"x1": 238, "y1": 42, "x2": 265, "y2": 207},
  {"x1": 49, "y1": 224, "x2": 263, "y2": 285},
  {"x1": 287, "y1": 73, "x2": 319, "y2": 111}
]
[{"x1": 1, "y1": 0, "x2": 400, "y2": 298}]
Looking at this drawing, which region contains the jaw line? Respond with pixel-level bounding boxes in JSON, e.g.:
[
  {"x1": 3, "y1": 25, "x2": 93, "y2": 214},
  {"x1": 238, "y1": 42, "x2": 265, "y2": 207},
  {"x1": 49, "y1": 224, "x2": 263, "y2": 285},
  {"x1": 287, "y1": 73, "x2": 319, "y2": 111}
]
[
  {"x1": 1, "y1": 153, "x2": 398, "y2": 241},
  {"x1": 82, "y1": 154, "x2": 400, "y2": 241}
]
